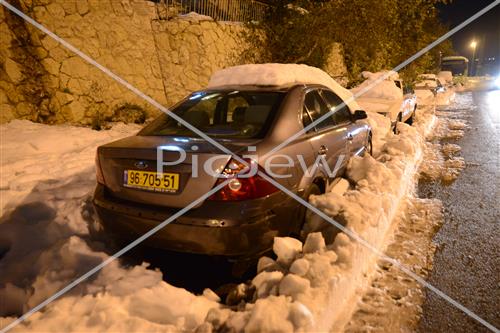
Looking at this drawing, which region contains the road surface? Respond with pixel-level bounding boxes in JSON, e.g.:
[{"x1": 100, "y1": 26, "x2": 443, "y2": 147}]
[{"x1": 418, "y1": 90, "x2": 500, "y2": 332}]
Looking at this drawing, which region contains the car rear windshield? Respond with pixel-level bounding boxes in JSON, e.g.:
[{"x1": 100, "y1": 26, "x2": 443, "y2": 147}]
[{"x1": 139, "y1": 90, "x2": 286, "y2": 139}]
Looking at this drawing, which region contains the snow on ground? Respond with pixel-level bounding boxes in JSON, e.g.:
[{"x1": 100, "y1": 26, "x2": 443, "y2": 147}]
[
  {"x1": 1, "y1": 76, "x2": 447, "y2": 332},
  {"x1": 200, "y1": 105, "x2": 438, "y2": 332},
  {"x1": 0, "y1": 121, "x2": 220, "y2": 332},
  {"x1": 344, "y1": 197, "x2": 444, "y2": 333},
  {"x1": 419, "y1": 96, "x2": 468, "y2": 185},
  {"x1": 343, "y1": 92, "x2": 459, "y2": 332}
]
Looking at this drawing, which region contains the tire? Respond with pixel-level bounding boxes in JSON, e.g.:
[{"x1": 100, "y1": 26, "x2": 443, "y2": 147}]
[
  {"x1": 298, "y1": 183, "x2": 323, "y2": 240},
  {"x1": 365, "y1": 135, "x2": 373, "y2": 156},
  {"x1": 406, "y1": 107, "x2": 416, "y2": 126},
  {"x1": 393, "y1": 114, "x2": 402, "y2": 134}
]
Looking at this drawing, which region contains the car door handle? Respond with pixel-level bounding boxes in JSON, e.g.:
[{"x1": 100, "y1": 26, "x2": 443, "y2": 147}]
[
  {"x1": 318, "y1": 145, "x2": 328, "y2": 155},
  {"x1": 347, "y1": 134, "x2": 354, "y2": 141}
]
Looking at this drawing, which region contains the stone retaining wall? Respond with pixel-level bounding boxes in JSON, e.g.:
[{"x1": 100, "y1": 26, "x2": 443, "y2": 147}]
[{"x1": 0, "y1": 0, "x2": 348, "y2": 125}]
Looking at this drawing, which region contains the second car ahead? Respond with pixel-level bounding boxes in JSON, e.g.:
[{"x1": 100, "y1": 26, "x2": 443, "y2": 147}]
[{"x1": 93, "y1": 82, "x2": 372, "y2": 260}]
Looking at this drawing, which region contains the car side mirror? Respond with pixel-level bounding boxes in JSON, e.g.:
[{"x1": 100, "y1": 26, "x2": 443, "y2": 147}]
[{"x1": 353, "y1": 110, "x2": 367, "y2": 120}]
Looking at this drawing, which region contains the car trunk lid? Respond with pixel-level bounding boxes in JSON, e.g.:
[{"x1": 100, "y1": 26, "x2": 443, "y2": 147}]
[{"x1": 98, "y1": 135, "x2": 256, "y2": 208}]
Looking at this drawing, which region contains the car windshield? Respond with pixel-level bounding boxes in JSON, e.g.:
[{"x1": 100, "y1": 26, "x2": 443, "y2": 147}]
[{"x1": 139, "y1": 90, "x2": 286, "y2": 139}]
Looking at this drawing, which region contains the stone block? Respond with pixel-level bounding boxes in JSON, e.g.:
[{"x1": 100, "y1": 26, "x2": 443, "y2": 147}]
[
  {"x1": 15, "y1": 102, "x2": 33, "y2": 116},
  {"x1": 75, "y1": 0, "x2": 89, "y2": 15},
  {"x1": 0, "y1": 104, "x2": 15, "y2": 123},
  {"x1": 55, "y1": 91, "x2": 74, "y2": 105},
  {"x1": 41, "y1": 57, "x2": 60, "y2": 76},
  {"x1": 60, "y1": 57, "x2": 90, "y2": 78},
  {"x1": 46, "y1": 2, "x2": 66, "y2": 18},
  {"x1": 4, "y1": 58, "x2": 23, "y2": 83}
]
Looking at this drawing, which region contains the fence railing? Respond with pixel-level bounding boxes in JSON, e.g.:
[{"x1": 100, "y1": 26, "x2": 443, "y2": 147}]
[{"x1": 154, "y1": 0, "x2": 268, "y2": 22}]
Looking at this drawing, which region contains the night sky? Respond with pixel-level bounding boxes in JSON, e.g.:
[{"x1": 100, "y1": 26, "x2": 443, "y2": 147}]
[{"x1": 438, "y1": 0, "x2": 500, "y2": 73}]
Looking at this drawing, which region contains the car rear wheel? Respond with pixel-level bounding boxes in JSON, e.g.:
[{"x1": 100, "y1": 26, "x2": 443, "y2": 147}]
[{"x1": 394, "y1": 113, "x2": 403, "y2": 134}]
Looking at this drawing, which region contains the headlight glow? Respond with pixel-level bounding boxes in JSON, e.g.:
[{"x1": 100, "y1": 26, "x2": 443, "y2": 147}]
[{"x1": 495, "y1": 76, "x2": 500, "y2": 89}]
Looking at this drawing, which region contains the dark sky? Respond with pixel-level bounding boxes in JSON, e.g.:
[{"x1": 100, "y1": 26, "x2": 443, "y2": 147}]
[{"x1": 438, "y1": 0, "x2": 500, "y2": 60}]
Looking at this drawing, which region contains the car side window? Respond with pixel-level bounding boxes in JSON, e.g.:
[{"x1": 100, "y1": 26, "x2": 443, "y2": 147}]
[
  {"x1": 302, "y1": 106, "x2": 314, "y2": 132},
  {"x1": 304, "y1": 90, "x2": 335, "y2": 130},
  {"x1": 320, "y1": 90, "x2": 352, "y2": 125}
]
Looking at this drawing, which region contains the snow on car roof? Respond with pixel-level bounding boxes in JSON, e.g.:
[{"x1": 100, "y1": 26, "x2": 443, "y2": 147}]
[
  {"x1": 350, "y1": 70, "x2": 403, "y2": 101},
  {"x1": 208, "y1": 63, "x2": 361, "y2": 111}
]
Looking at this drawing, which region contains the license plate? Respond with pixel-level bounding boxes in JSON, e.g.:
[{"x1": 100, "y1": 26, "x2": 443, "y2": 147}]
[{"x1": 124, "y1": 170, "x2": 180, "y2": 193}]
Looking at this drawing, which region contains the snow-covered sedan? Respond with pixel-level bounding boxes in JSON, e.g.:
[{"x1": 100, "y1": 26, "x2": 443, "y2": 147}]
[
  {"x1": 92, "y1": 64, "x2": 372, "y2": 260},
  {"x1": 353, "y1": 71, "x2": 417, "y2": 131}
]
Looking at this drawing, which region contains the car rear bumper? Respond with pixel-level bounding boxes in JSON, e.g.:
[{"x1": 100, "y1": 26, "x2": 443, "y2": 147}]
[{"x1": 92, "y1": 184, "x2": 295, "y2": 257}]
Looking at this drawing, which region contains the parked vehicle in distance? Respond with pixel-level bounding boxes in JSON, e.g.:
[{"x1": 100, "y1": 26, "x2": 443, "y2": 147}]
[
  {"x1": 441, "y1": 56, "x2": 469, "y2": 76},
  {"x1": 93, "y1": 77, "x2": 372, "y2": 261},
  {"x1": 354, "y1": 73, "x2": 417, "y2": 130},
  {"x1": 393, "y1": 78, "x2": 418, "y2": 125},
  {"x1": 415, "y1": 74, "x2": 446, "y2": 96}
]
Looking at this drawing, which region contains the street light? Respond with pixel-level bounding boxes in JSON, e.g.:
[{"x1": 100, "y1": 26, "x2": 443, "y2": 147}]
[{"x1": 470, "y1": 40, "x2": 477, "y2": 76}]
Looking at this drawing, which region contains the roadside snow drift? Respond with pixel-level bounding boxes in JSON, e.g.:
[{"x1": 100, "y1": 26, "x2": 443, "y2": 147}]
[
  {"x1": 0, "y1": 121, "x2": 220, "y2": 332},
  {"x1": 204, "y1": 104, "x2": 436, "y2": 332}
]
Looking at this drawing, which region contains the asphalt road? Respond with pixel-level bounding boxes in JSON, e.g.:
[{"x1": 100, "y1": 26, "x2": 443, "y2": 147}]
[{"x1": 418, "y1": 90, "x2": 500, "y2": 333}]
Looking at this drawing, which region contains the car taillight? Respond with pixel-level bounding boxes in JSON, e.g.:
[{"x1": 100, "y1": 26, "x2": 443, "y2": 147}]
[
  {"x1": 208, "y1": 158, "x2": 279, "y2": 201},
  {"x1": 95, "y1": 151, "x2": 105, "y2": 185}
]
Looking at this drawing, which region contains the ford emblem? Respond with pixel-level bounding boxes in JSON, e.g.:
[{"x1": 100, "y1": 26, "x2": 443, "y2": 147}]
[{"x1": 134, "y1": 161, "x2": 148, "y2": 169}]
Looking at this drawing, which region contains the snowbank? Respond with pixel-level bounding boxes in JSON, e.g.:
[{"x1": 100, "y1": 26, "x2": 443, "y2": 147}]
[
  {"x1": 202, "y1": 104, "x2": 437, "y2": 332},
  {"x1": 0, "y1": 121, "x2": 219, "y2": 332},
  {"x1": 415, "y1": 89, "x2": 435, "y2": 105},
  {"x1": 437, "y1": 71, "x2": 453, "y2": 85},
  {"x1": 436, "y1": 90, "x2": 456, "y2": 106},
  {"x1": 207, "y1": 64, "x2": 361, "y2": 112},
  {"x1": 350, "y1": 71, "x2": 403, "y2": 100}
]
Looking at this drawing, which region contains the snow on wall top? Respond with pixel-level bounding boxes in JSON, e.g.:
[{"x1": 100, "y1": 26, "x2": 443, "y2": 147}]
[{"x1": 207, "y1": 64, "x2": 361, "y2": 111}]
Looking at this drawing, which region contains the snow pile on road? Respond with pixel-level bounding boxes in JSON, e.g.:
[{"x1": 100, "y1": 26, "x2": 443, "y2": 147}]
[
  {"x1": 0, "y1": 121, "x2": 219, "y2": 332},
  {"x1": 350, "y1": 71, "x2": 403, "y2": 100},
  {"x1": 208, "y1": 63, "x2": 361, "y2": 112},
  {"x1": 203, "y1": 105, "x2": 436, "y2": 332},
  {"x1": 436, "y1": 90, "x2": 456, "y2": 106},
  {"x1": 415, "y1": 89, "x2": 435, "y2": 105},
  {"x1": 364, "y1": 112, "x2": 392, "y2": 157},
  {"x1": 437, "y1": 71, "x2": 453, "y2": 84}
]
